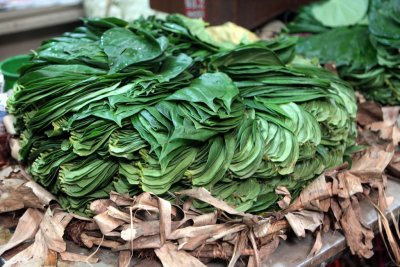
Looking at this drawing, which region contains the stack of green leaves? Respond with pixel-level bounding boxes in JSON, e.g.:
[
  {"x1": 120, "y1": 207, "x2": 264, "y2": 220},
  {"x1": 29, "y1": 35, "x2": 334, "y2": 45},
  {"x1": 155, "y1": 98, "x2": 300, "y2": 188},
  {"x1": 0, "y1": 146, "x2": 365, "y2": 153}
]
[
  {"x1": 8, "y1": 15, "x2": 356, "y2": 215},
  {"x1": 287, "y1": 0, "x2": 400, "y2": 105}
]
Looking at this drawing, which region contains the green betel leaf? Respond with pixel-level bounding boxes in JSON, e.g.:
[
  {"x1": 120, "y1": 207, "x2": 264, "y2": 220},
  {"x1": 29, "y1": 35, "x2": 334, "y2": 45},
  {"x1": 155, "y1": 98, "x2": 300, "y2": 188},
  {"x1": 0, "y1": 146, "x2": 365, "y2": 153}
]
[
  {"x1": 288, "y1": 0, "x2": 400, "y2": 105},
  {"x1": 311, "y1": 0, "x2": 369, "y2": 27},
  {"x1": 295, "y1": 26, "x2": 377, "y2": 70},
  {"x1": 101, "y1": 27, "x2": 164, "y2": 73},
  {"x1": 8, "y1": 15, "x2": 357, "y2": 215}
]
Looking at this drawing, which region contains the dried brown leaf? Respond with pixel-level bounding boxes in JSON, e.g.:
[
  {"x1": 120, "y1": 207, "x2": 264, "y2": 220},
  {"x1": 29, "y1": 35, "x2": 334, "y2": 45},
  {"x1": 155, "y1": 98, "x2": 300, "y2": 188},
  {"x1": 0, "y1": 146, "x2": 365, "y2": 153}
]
[
  {"x1": 253, "y1": 219, "x2": 270, "y2": 239},
  {"x1": 275, "y1": 186, "x2": 290, "y2": 196},
  {"x1": 44, "y1": 249, "x2": 57, "y2": 267},
  {"x1": 94, "y1": 211, "x2": 125, "y2": 235},
  {"x1": 107, "y1": 206, "x2": 138, "y2": 223},
  {"x1": 287, "y1": 174, "x2": 332, "y2": 212},
  {"x1": 90, "y1": 199, "x2": 116, "y2": 215},
  {"x1": 337, "y1": 171, "x2": 363, "y2": 198},
  {"x1": 135, "y1": 258, "x2": 162, "y2": 267},
  {"x1": 4, "y1": 224, "x2": 48, "y2": 266},
  {"x1": 131, "y1": 192, "x2": 159, "y2": 213},
  {"x1": 158, "y1": 197, "x2": 172, "y2": 245},
  {"x1": 155, "y1": 242, "x2": 207, "y2": 267},
  {"x1": 277, "y1": 196, "x2": 291, "y2": 210},
  {"x1": 387, "y1": 151, "x2": 400, "y2": 178},
  {"x1": 59, "y1": 251, "x2": 99, "y2": 264},
  {"x1": 0, "y1": 208, "x2": 43, "y2": 255},
  {"x1": 285, "y1": 210, "x2": 324, "y2": 237},
  {"x1": 190, "y1": 211, "x2": 218, "y2": 227},
  {"x1": 340, "y1": 197, "x2": 374, "y2": 258},
  {"x1": 207, "y1": 224, "x2": 246, "y2": 243},
  {"x1": 351, "y1": 147, "x2": 394, "y2": 182},
  {"x1": 356, "y1": 101, "x2": 383, "y2": 126},
  {"x1": 169, "y1": 224, "x2": 228, "y2": 240},
  {"x1": 330, "y1": 199, "x2": 342, "y2": 222},
  {"x1": 248, "y1": 237, "x2": 279, "y2": 267},
  {"x1": 39, "y1": 209, "x2": 70, "y2": 252},
  {"x1": 0, "y1": 227, "x2": 12, "y2": 246},
  {"x1": 177, "y1": 235, "x2": 209, "y2": 251},
  {"x1": 0, "y1": 185, "x2": 43, "y2": 213},
  {"x1": 120, "y1": 221, "x2": 160, "y2": 241},
  {"x1": 24, "y1": 180, "x2": 56, "y2": 205},
  {"x1": 118, "y1": 250, "x2": 132, "y2": 267},
  {"x1": 308, "y1": 231, "x2": 323, "y2": 257},
  {"x1": 176, "y1": 188, "x2": 244, "y2": 216},
  {"x1": 113, "y1": 234, "x2": 161, "y2": 251},
  {"x1": 228, "y1": 230, "x2": 248, "y2": 267},
  {"x1": 80, "y1": 232, "x2": 122, "y2": 249},
  {"x1": 323, "y1": 214, "x2": 331, "y2": 233},
  {"x1": 247, "y1": 230, "x2": 260, "y2": 267},
  {"x1": 382, "y1": 106, "x2": 400, "y2": 125},
  {"x1": 110, "y1": 191, "x2": 133, "y2": 206}
]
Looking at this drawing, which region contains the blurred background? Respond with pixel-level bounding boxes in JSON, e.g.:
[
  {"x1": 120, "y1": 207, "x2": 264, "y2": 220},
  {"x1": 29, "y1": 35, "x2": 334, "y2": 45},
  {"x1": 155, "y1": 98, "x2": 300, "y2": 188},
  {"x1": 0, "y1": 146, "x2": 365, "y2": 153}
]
[{"x1": 0, "y1": 0, "x2": 314, "y2": 60}]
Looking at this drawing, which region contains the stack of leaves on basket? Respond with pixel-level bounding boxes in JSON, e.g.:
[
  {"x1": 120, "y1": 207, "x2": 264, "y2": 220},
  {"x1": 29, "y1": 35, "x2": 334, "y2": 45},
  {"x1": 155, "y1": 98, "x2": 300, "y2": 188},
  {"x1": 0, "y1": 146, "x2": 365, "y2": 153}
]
[
  {"x1": 8, "y1": 15, "x2": 356, "y2": 215},
  {"x1": 286, "y1": 0, "x2": 400, "y2": 105}
]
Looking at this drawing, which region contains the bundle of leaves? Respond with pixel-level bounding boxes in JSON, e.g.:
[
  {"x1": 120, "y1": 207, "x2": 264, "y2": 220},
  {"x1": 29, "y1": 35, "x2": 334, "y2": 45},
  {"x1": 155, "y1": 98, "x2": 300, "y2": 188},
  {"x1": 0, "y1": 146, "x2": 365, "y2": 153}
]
[
  {"x1": 287, "y1": 0, "x2": 400, "y2": 105},
  {"x1": 8, "y1": 15, "x2": 356, "y2": 215}
]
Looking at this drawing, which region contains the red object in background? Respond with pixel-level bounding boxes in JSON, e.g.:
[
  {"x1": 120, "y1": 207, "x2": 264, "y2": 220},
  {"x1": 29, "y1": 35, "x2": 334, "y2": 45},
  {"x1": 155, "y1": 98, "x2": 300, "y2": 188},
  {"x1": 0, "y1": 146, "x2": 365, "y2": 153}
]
[
  {"x1": 0, "y1": 129, "x2": 9, "y2": 167},
  {"x1": 150, "y1": 0, "x2": 317, "y2": 29},
  {"x1": 184, "y1": 0, "x2": 206, "y2": 19}
]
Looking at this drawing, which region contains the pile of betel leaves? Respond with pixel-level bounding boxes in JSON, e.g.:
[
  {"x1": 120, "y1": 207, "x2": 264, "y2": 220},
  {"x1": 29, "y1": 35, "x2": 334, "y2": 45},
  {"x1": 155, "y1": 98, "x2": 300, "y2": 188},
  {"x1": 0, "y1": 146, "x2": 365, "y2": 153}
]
[
  {"x1": 287, "y1": 0, "x2": 400, "y2": 105},
  {"x1": 8, "y1": 15, "x2": 356, "y2": 215}
]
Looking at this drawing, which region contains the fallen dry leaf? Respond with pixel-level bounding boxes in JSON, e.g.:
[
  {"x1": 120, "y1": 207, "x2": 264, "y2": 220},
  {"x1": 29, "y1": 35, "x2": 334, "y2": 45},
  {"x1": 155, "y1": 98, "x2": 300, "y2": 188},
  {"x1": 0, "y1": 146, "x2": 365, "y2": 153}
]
[
  {"x1": 158, "y1": 197, "x2": 172, "y2": 245},
  {"x1": 337, "y1": 171, "x2": 363, "y2": 198},
  {"x1": 113, "y1": 234, "x2": 161, "y2": 251},
  {"x1": 285, "y1": 210, "x2": 324, "y2": 237},
  {"x1": 189, "y1": 243, "x2": 254, "y2": 259},
  {"x1": 90, "y1": 199, "x2": 117, "y2": 215},
  {"x1": 227, "y1": 230, "x2": 248, "y2": 267},
  {"x1": 155, "y1": 242, "x2": 207, "y2": 267},
  {"x1": 118, "y1": 250, "x2": 132, "y2": 267},
  {"x1": 80, "y1": 232, "x2": 122, "y2": 249},
  {"x1": 0, "y1": 227, "x2": 12, "y2": 246},
  {"x1": 308, "y1": 231, "x2": 323, "y2": 257},
  {"x1": 135, "y1": 258, "x2": 162, "y2": 267},
  {"x1": 168, "y1": 224, "x2": 228, "y2": 240},
  {"x1": 4, "y1": 227, "x2": 48, "y2": 267},
  {"x1": 287, "y1": 174, "x2": 332, "y2": 212},
  {"x1": 382, "y1": 106, "x2": 400, "y2": 125},
  {"x1": 24, "y1": 180, "x2": 56, "y2": 205},
  {"x1": 248, "y1": 237, "x2": 279, "y2": 267},
  {"x1": 177, "y1": 235, "x2": 209, "y2": 251},
  {"x1": 110, "y1": 191, "x2": 134, "y2": 206},
  {"x1": 0, "y1": 185, "x2": 43, "y2": 213},
  {"x1": 176, "y1": 187, "x2": 245, "y2": 216},
  {"x1": 190, "y1": 211, "x2": 218, "y2": 227},
  {"x1": 44, "y1": 249, "x2": 57, "y2": 267},
  {"x1": 387, "y1": 151, "x2": 400, "y2": 178},
  {"x1": 59, "y1": 251, "x2": 99, "y2": 264},
  {"x1": 107, "y1": 206, "x2": 137, "y2": 223},
  {"x1": 94, "y1": 211, "x2": 125, "y2": 235},
  {"x1": 248, "y1": 230, "x2": 260, "y2": 267},
  {"x1": 351, "y1": 147, "x2": 394, "y2": 182},
  {"x1": 340, "y1": 197, "x2": 374, "y2": 258},
  {"x1": 39, "y1": 209, "x2": 71, "y2": 253},
  {"x1": 207, "y1": 224, "x2": 246, "y2": 243},
  {"x1": 0, "y1": 208, "x2": 43, "y2": 255},
  {"x1": 357, "y1": 101, "x2": 383, "y2": 126},
  {"x1": 120, "y1": 220, "x2": 160, "y2": 241}
]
